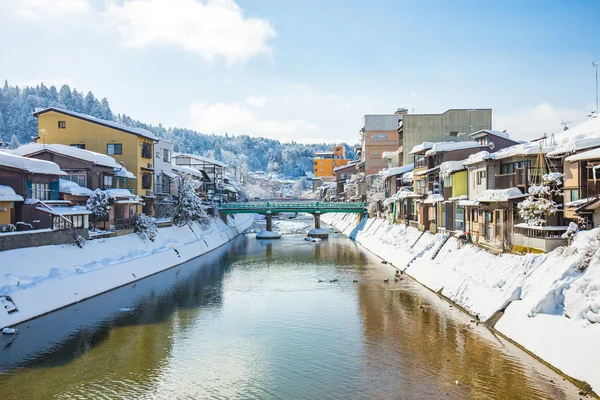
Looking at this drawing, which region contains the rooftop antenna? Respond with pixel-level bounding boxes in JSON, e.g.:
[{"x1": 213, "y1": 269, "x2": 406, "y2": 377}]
[
  {"x1": 593, "y1": 62, "x2": 599, "y2": 114},
  {"x1": 561, "y1": 120, "x2": 572, "y2": 131}
]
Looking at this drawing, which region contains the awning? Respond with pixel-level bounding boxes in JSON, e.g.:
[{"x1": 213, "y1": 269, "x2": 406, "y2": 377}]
[{"x1": 415, "y1": 166, "x2": 440, "y2": 176}]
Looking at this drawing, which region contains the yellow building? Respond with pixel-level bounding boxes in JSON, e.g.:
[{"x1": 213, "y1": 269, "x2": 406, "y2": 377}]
[
  {"x1": 33, "y1": 108, "x2": 157, "y2": 197},
  {"x1": 0, "y1": 185, "x2": 24, "y2": 225},
  {"x1": 313, "y1": 146, "x2": 350, "y2": 177}
]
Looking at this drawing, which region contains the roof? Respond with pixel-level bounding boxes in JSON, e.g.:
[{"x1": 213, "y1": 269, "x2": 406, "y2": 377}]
[
  {"x1": 314, "y1": 151, "x2": 334, "y2": 155},
  {"x1": 105, "y1": 189, "x2": 137, "y2": 199},
  {"x1": 114, "y1": 167, "x2": 136, "y2": 179},
  {"x1": 415, "y1": 166, "x2": 440, "y2": 176},
  {"x1": 33, "y1": 107, "x2": 157, "y2": 140},
  {"x1": 439, "y1": 160, "x2": 466, "y2": 178},
  {"x1": 402, "y1": 171, "x2": 414, "y2": 181},
  {"x1": 424, "y1": 141, "x2": 483, "y2": 156},
  {"x1": 547, "y1": 116, "x2": 600, "y2": 157},
  {"x1": 565, "y1": 147, "x2": 600, "y2": 162},
  {"x1": 575, "y1": 196, "x2": 600, "y2": 213},
  {"x1": 37, "y1": 205, "x2": 92, "y2": 216},
  {"x1": 172, "y1": 153, "x2": 227, "y2": 168},
  {"x1": 0, "y1": 185, "x2": 24, "y2": 202},
  {"x1": 474, "y1": 188, "x2": 525, "y2": 202},
  {"x1": 379, "y1": 163, "x2": 414, "y2": 178},
  {"x1": 470, "y1": 129, "x2": 513, "y2": 140},
  {"x1": 12, "y1": 143, "x2": 122, "y2": 169},
  {"x1": 409, "y1": 142, "x2": 435, "y2": 155},
  {"x1": 0, "y1": 152, "x2": 66, "y2": 176},
  {"x1": 463, "y1": 151, "x2": 492, "y2": 166},
  {"x1": 59, "y1": 179, "x2": 94, "y2": 197},
  {"x1": 423, "y1": 193, "x2": 444, "y2": 204},
  {"x1": 381, "y1": 151, "x2": 399, "y2": 159},
  {"x1": 333, "y1": 161, "x2": 358, "y2": 173},
  {"x1": 172, "y1": 164, "x2": 211, "y2": 181},
  {"x1": 493, "y1": 142, "x2": 556, "y2": 160}
]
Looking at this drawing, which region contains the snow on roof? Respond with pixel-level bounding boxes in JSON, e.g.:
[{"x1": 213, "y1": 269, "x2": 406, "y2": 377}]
[
  {"x1": 470, "y1": 129, "x2": 511, "y2": 139},
  {"x1": 402, "y1": 171, "x2": 414, "y2": 181},
  {"x1": 547, "y1": 116, "x2": 600, "y2": 156},
  {"x1": 381, "y1": 151, "x2": 399, "y2": 159},
  {"x1": 0, "y1": 185, "x2": 24, "y2": 202},
  {"x1": 409, "y1": 142, "x2": 435, "y2": 155},
  {"x1": 33, "y1": 107, "x2": 157, "y2": 140},
  {"x1": 12, "y1": 143, "x2": 121, "y2": 169},
  {"x1": 424, "y1": 141, "x2": 483, "y2": 156},
  {"x1": 379, "y1": 163, "x2": 414, "y2": 178},
  {"x1": 172, "y1": 164, "x2": 210, "y2": 180},
  {"x1": 315, "y1": 151, "x2": 334, "y2": 155},
  {"x1": 423, "y1": 193, "x2": 444, "y2": 204},
  {"x1": 37, "y1": 205, "x2": 91, "y2": 216},
  {"x1": 333, "y1": 161, "x2": 357, "y2": 173},
  {"x1": 439, "y1": 160, "x2": 466, "y2": 179},
  {"x1": 415, "y1": 166, "x2": 440, "y2": 176},
  {"x1": 493, "y1": 142, "x2": 556, "y2": 160},
  {"x1": 463, "y1": 151, "x2": 492, "y2": 166},
  {"x1": 59, "y1": 179, "x2": 94, "y2": 197},
  {"x1": 475, "y1": 188, "x2": 524, "y2": 202},
  {"x1": 105, "y1": 189, "x2": 136, "y2": 199},
  {"x1": 0, "y1": 152, "x2": 66, "y2": 176},
  {"x1": 223, "y1": 184, "x2": 238, "y2": 193},
  {"x1": 564, "y1": 146, "x2": 600, "y2": 162},
  {"x1": 383, "y1": 189, "x2": 416, "y2": 206},
  {"x1": 172, "y1": 153, "x2": 227, "y2": 168},
  {"x1": 114, "y1": 166, "x2": 136, "y2": 179}
]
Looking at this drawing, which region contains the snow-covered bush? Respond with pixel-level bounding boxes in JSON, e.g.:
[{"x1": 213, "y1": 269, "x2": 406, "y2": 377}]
[
  {"x1": 86, "y1": 189, "x2": 111, "y2": 228},
  {"x1": 72, "y1": 234, "x2": 86, "y2": 248},
  {"x1": 134, "y1": 214, "x2": 158, "y2": 242},
  {"x1": 173, "y1": 175, "x2": 210, "y2": 227},
  {"x1": 561, "y1": 222, "x2": 578, "y2": 240},
  {"x1": 517, "y1": 173, "x2": 563, "y2": 226}
]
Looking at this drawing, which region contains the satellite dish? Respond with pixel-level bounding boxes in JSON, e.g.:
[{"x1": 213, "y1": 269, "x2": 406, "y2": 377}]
[{"x1": 489, "y1": 142, "x2": 495, "y2": 150}]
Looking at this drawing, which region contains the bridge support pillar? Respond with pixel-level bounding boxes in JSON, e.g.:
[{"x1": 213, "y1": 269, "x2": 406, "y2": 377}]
[
  {"x1": 307, "y1": 211, "x2": 328, "y2": 239},
  {"x1": 257, "y1": 211, "x2": 281, "y2": 239}
]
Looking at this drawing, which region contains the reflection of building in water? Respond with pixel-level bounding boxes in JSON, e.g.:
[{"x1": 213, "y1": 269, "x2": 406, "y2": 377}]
[
  {"x1": 0, "y1": 247, "x2": 233, "y2": 398},
  {"x1": 356, "y1": 281, "x2": 570, "y2": 398}
]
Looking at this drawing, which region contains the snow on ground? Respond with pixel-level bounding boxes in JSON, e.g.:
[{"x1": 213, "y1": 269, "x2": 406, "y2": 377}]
[
  {"x1": 0, "y1": 214, "x2": 254, "y2": 328},
  {"x1": 322, "y1": 213, "x2": 600, "y2": 392},
  {"x1": 273, "y1": 215, "x2": 313, "y2": 234}
]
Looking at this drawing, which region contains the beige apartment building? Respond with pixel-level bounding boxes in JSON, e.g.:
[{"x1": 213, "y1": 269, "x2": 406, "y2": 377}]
[
  {"x1": 358, "y1": 109, "x2": 407, "y2": 175},
  {"x1": 399, "y1": 108, "x2": 492, "y2": 166}
]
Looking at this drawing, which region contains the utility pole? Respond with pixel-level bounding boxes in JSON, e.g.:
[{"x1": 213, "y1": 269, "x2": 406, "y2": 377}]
[{"x1": 593, "y1": 62, "x2": 599, "y2": 114}]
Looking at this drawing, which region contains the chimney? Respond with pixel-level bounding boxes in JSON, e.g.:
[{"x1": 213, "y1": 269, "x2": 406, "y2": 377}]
[{"x1": 395, "y1": 108, "x2": 408, "y2": 115}]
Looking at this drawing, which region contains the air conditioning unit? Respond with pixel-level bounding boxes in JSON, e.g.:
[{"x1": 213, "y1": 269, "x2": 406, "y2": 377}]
[
  {"x1": 147, "y1": 163, "x2": 153, "y2": 169},
  {"x1": 146, "y1": 190, "x2": 154, "y2": 197}
]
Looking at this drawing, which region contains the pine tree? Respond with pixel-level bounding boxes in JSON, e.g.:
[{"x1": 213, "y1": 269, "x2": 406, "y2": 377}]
[
  {"x1": 86, "y1": 189, "x2": 111, "y2": 229},
  {"x1": 173, "y1": 175, "x2": 209, "y2": 227},
  {"x1": 3, "y1": 79, "x2": 8, "y2": 91},
  {"x1": 84, "y1": 91, "x2": 96, "y2": 114},
  {"x1": 100, "y1": 98, "x2": 113, "y2": 120},
  {"x1": 8, "y1": 134, "x2": 20, "y2": 149},
  {"x1": 58, "y1": 84, "x2": 72, "y2": 106},
  {"x1": 71, "y1": 90, "x2": 85, "y2": 113}
]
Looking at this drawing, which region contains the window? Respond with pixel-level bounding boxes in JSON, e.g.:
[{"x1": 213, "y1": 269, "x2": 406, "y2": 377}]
[
  {"x1": 449, "y1": 131, "x2": 458, "y2": 137},
  {"x1": 486, "y1": 211, "x2": 493, "y2": 223},
  {"x1": 70, "y1": 144, "x2": 85, "y2": 149},
  {"x1": 163, "y1": 149, "x2": 171, "y2": 163},
  {"x1": 371, "y1": 133, "x2": 388, "y2": 140},
  {"x1": 58, "y1": 121, "x2": 66, "y2": 129},
  {"x1": 67, "y1": 173, "x2": 86, "y2": 187},
  {"x1": 472, "y1": 209, "x2": 478, "y2": 222},
  {"x1": 571, "y1": 189, "x2": 580, "y2": 202},
  {"x1": 477, "y1": 136, "x2": 489, "y2": 146},
  {"x1": 477, "y1": 170, "x2": 486, "y2": 185},
  {"x1": 142, "y1": 173, "x2": 152, "y2": 189},
  {"x1": 107, "y1": 143, "x2": 122, "y2": 155},
  {"x1": 371, "y1": 150, "x2": 379, "y2": 157},
  {"x1": 31, "y1": 183, "x2": 49, "y2": 200},
  {"x1": 103, "y1": 175, "x2": 113, "y2": 189},
  {"x1": 440, "y1": 203, "x2": 446, "y2": 228},
  {"x1": 456, "y1": 206, "x2": 465, "y2": 230},
  {"x1": 141, "y1": 143, "x2": 152, "y2": 159}
]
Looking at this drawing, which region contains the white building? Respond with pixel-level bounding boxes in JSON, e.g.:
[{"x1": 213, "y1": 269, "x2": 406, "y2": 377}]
[{"x1": 154, "y1": 139, "x2": 176, "y2": 195}]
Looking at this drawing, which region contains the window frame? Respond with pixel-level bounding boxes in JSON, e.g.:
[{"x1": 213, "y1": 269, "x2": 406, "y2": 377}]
[
  {"x1": 70, "y1": 144, "x2": 85, "y2": 149},
  {"x1": 107, "y1": 143, "x2": 123, "y2": 155},
  {"x1": 141, "y1": 142, "x2": 152, "y2": 159},
  {"x1": 58, "y1": 121, "x2": 66, "y2": 129},
  {"x1": 142, "y1": 173, "x2": 152, "y2": 189}
]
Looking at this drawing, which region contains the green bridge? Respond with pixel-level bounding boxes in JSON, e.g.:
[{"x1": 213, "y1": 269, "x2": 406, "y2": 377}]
[
  {"x1": 220, "y1": 201, "x2": 367, "y2": 215},
  {"x1": 220, "y1": 201, "x2": 367, "y2": 236}
]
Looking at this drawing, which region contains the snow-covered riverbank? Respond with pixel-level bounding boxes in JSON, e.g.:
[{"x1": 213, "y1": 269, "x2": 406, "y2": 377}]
[
  {"x1": 323, "y1": 213, "x2": 600, "y2": 393},
  {"x1": 0, "y1": 214, "x2": 254, "y2": 328}
]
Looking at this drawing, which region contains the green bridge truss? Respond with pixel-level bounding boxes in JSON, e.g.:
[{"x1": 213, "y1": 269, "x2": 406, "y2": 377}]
[{"x1": 219, "y1": 201, "x2": 367, "y2": 215}]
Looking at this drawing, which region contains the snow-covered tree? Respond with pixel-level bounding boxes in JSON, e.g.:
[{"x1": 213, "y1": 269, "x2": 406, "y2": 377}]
[
  {"x1": 292, "y1": 179, "x2": 309, "y2": 198},
  {"x1": 367, "y1": 175, "x2": 386, "y2": 216},
  {"x1": 517, "y1": 173, "x2": 563, "y2": 226},
  {"x1": 135, "y1": 214, "x2": 158, "y2": 241},
  {"x1": 173, "y1": 175, "x2": 210, "y2": 227},
  {"x1": 7, "y1": 134, "x2": 20, "y2": 150},
  {"x1": 86, "y1": 189, "x2": 111, "y2": 229}
]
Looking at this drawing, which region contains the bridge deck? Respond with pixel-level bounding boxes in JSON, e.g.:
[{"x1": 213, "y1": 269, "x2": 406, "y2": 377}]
[{"x1": 220, "y1": 201, "x2": 366, "y2": 215}]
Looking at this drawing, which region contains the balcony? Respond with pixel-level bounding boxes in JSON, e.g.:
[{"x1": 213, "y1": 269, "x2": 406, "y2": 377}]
[
  {"x1": 26, "y1": 188, "x2": 60, "y2": 201},
  {"x1": 495, "y1": 173, "x2": 515, "y2": 189},
  {"x1": 154, "y1": 184, "x2": 171, "y2": 195}
]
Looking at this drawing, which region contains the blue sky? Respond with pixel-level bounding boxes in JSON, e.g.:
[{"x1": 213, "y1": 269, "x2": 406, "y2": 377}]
[{"x1": 1, "y1": 0, "x2": 598, "y2": 143}]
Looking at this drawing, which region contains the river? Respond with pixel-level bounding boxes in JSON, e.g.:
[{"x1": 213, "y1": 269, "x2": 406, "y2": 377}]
[{"x1": 0, "y1": 222, "x2": 581, "y2": 399}]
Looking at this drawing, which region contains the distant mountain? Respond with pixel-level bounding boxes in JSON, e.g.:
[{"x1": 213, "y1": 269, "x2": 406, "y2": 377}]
[{"x1": 0, "y1": 80, "x2": 357, "y2": 177}]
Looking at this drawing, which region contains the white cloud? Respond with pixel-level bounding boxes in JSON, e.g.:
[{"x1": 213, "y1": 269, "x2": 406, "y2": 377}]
[
  {"x1": 105, "y1": 0, "x2": 276, "y2": 65},
  {"x1": 245, "y1": 96, "x2": 266, "y2": 107},
  {"x1": 189, "y1": 101, "x2": 319, "y2": 142},
  {"x1": 12, "y1": 0, "x2": 90, "y2": 19},
  {"x1": 494, "y1": 103, "x2": 588, "y2": 141}
]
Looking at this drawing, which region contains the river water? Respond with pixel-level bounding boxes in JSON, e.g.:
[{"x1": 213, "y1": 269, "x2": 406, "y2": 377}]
[{"x1": 0, "y1": 225, "x2": 581, "y2": 399}]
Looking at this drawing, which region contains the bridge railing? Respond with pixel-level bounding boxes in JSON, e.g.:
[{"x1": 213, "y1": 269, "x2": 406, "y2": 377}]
[{"x1": 220, "y1": 201, "x2": 366, "y2": 210}]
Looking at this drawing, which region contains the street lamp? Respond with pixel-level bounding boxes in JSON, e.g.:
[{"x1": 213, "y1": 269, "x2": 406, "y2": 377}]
[
  {"x1": 592, "y1": 62, "x2": 599, "y2": 115},
  {"x1": 40, "y1": 129, "x2": 46, "y2": 147}
]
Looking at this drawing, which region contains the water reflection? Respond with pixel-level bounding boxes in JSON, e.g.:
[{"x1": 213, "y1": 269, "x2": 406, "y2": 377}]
[{"x1": 0, "y1": 233, "x2": 580, "y2": 399}]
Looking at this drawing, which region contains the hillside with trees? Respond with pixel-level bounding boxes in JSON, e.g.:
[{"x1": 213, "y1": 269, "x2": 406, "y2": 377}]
[{"x1": 0, "y1": 80, "x2": 357, "y2": 177}]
